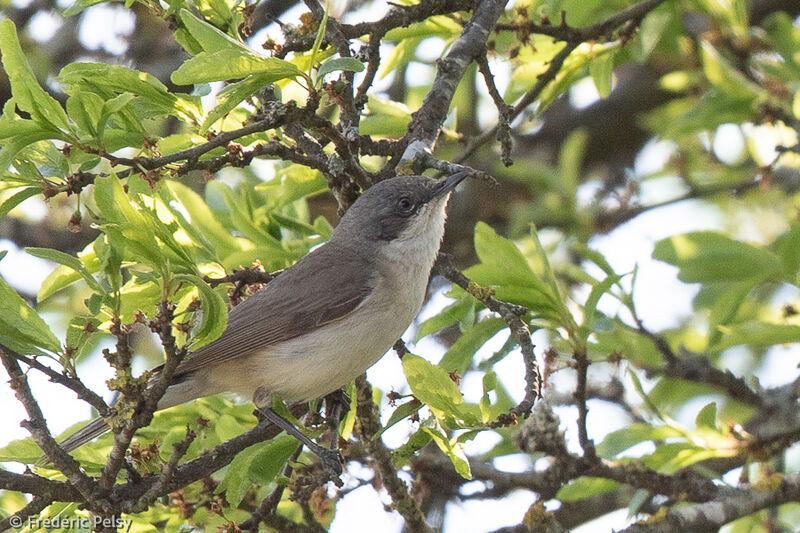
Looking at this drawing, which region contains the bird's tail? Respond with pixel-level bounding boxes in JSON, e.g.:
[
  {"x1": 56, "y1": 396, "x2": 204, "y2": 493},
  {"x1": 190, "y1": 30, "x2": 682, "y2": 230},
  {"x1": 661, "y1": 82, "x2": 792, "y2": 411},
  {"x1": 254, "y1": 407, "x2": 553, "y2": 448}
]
[
  {"x1": 58, "y1": 417, "x2": 110, "y2": 452},
  {"x1": 35, "y1": 417, "x2": 110, "y2": 466}
]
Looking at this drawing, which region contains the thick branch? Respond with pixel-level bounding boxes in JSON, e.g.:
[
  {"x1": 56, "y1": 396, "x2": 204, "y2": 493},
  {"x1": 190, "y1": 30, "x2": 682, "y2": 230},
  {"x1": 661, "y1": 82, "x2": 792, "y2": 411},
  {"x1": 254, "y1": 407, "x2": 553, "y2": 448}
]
[
  {"x1": 0, "y1": 348, "x2": 96, "y2": 502},
  {"x1": 0, "y1": 468, "x2": 79, "y2": 500},
  {"x1": 403, "y1": 0, "x2": 509, "y2": 156},
  {"x1": 621, "y1": 474, "x2": 800, "y2": 533}
]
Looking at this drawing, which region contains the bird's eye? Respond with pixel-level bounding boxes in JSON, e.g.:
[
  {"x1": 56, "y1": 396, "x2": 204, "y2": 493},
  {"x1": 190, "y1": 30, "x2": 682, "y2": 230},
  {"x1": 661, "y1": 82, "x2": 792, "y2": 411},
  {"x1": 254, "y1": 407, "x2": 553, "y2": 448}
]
[{"x1": 396, "y1": 196, "x2": 414, "y2": 214}]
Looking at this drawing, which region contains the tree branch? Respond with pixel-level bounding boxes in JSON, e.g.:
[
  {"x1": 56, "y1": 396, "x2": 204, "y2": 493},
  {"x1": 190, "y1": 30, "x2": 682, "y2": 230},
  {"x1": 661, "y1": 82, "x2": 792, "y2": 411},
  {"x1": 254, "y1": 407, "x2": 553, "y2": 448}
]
[
  {"x1": 0, "y1": 347, "x2": 96, "y2": 502},
  {"x1": 620, "y1": 473, "x2": 800, "y2": 532},
  {"x1": 354, "y1": 375, "x2": 432, "y2": 533},
  {"x1": 402, "y1": 0, "x2": 509, "y2": 159},
  {"x1": 435, "y1": 254, "x2": 542, "y2": 420}
]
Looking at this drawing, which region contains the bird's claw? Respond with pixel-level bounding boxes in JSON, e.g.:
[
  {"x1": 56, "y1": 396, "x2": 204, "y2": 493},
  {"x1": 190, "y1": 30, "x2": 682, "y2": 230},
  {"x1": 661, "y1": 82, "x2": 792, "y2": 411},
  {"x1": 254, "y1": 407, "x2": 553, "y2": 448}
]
[{"x1": 318, "y1": 447, "x2": 345, "y2": 487}]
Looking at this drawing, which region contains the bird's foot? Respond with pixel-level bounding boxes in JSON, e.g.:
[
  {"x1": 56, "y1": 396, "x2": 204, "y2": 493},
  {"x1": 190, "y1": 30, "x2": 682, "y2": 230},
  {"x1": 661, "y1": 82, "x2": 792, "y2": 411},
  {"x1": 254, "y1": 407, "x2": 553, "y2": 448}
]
[{"x1": 316, "y1": 447, "x2": 345, "y2": 487}]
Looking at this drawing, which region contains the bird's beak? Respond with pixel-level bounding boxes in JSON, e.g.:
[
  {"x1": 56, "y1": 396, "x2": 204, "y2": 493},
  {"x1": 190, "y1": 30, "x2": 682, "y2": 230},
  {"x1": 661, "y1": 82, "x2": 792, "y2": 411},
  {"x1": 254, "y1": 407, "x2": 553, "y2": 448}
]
[{"x1": 431, "y1": 170, "x2": 470, "y2": 199}]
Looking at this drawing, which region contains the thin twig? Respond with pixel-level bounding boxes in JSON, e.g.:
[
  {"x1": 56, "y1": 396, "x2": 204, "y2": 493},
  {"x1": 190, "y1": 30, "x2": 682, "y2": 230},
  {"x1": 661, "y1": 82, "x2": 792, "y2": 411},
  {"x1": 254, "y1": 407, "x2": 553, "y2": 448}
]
[
  {"x1": 7, "y1": 351, "x2": 110, "y2": 418},
  {"x1": 573, "y1": 349, "x2": 595, "y2": 459},
  {"x1": 129, "y1": 425, "x2": 196, "y2": 513},
  {"x1": 434, "y1": 254, "x2": 542, "y2": 421}
]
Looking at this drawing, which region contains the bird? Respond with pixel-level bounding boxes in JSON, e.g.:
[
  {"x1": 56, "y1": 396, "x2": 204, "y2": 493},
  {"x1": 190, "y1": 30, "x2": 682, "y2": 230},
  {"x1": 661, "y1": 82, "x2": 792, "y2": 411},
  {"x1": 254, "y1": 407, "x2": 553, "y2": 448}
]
[{"x1": 55, "y1": 171, "x2": 469, "y2": 472}]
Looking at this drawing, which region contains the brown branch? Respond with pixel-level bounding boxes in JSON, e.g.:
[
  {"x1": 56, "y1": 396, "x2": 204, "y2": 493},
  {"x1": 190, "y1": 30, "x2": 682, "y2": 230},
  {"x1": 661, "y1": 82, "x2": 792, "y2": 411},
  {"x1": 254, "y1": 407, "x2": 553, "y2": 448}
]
[
  {"x1": 354, "y1": 375, "x2": 432, "y2": 533},
  {"x1": 456, "y1": 0, "x2": 667, "y2": 165},
  {"x1": 0, "y1": 347, "x2": 96, "y2": 502},
  {"x1": 96, "y1": 302, "x2": 187, "y2": 498},
  {"x1": 276, "y1": 0, "x2": 475, "y2": 58},
  {"x1": 592, "y1": 178, "x2": 761, "y2": 233},
  {"x1": 496, "y1": 0, "x2": 666, "y2": 43},
  {"x1": 476, "y1": 52, "x2": 513, "y2": 166},
  {"x1": 355, "y1": 31, "x2": 386, "y2": 111},
  {"x1": 9, "y1": 351, "x2": 111, "y2": 418},
  {"x1": 455, "y1": 40, "x2": 577, "y2": 165},
  {"x1": 54, "y1": 101, "x2": 310, "y2": 198},
  {"x1": 128, "y1": 425, "x2": 196, "y2": 513},
  {"x1": 620, "y1": 473, "x2": 800, "y2": 532},
  {"x1": 434, "y1": 254, "x2": 542, "y2": 420},
  {"x1": 637, "y1": 324, "x2": 762, "y2": 407},
  {"x1": 0, "y1": 468, "x2": 79, "y2": 499},
  {"x1": 177, "y1": 140, "x2": 323, "y2": 175},
  {"x1": 113, "y1": 404, "x2": 309, "y2": 512},
  {"x1": 0, "y1": 495, "x2": 54, "y2": 532},
  {"x1": 402, "y1": 0, "x2": 508, "y2": 157}
]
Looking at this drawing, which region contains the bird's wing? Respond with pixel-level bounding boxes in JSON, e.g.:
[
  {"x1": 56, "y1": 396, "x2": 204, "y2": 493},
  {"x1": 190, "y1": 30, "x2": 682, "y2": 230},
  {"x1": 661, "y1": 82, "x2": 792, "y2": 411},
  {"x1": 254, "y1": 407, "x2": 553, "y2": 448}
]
[{"x1": 171, "y1": 242, "x2": 375, "y2": 379}]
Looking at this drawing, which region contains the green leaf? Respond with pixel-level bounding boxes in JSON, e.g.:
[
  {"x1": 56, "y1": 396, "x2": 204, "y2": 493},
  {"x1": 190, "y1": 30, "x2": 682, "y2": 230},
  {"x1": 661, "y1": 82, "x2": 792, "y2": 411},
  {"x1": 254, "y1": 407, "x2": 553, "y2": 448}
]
[
  {"x1": 589, "y1": 53, "x2": 614, "y2": 98},
  {"x1": 422, "y1": 422, "x2": 471, "y2": 479},
  {"x1": 416, "y1": 296, "x2": 474, "y2": 341},
  {"x1": 700, "y1": 41, "x2": 761, "y2": 100},
  {"x1": 218, "y1": 183, "x2": 285, "y2": 250},
  {"x1": 638, "y1": 8, "x2": 673, "y2": 58},
  {"x1": 384, "y1": 15, "x2": 462, "y2": 41},
  {"x1": 712, "y1": 322, "x2": 800, "y2": 352},
  {"x1": 379, "y1": 37, "x2": 422, "y2": 79},
  {"x1": 0, "y1": 437, "x2": 43, "y2": 463},
  {"x1": 248, "y1": 434, "x2": 299, "y2": 484},
  {"x1": 0, "y1": 187, "x2": 40, "y2": 219},
  {"x1": 0, "y1": 19, "x2": 70, "y2": 132},
  {"x1": 201, "y1": 73, "x2": 275, "y2": 132},
  {"x1": 0, "y1": 105, "x2": 68, "y2": 171},
  {"x1": 308, "y1": 6, "x2": 329, "y2": 76},
  {"x1": 695, "y1": 402, "x2": 717, "y2": 430},
  {"x1": 795, "y1": 89, "x2": 800, "y2": 120},
  {"x1": 581, "y1": 274, "x2": 619, "y2": 334},
  {"x1": 317, "y1": 57, "x2": 365, "y2": 80},
  {"x1": 65, "y1": 316, "x2": 104, "y2": 362},
  {"x1": 96, "y1": 92, "x2": 136, "y2": 143},
  {"x1": 94, "y1": 175, "x2": 166, "y2": 271},
  {"x1": 63, "y1": 0, "x2": 110, "y2": 16},
  {"x1": 65, "y1": 91, "x2": 103, "y2": 139},
  {"x1": 256, "y1": 165, "x2": 328, "y2": 210},
  {"x1": 359, "y1": 96, "x2": 412, "y2": 137},
  {"x1": 557, "y1": 477, "x2": 619, "y2": 502},
  {"x1": 26, "y1": 247, "x2": 105, "y2": 295},
  {"x1": 0, "y1": 274, "x2": 61, "y2": 354},
  {"x1": 172, "y1": 49, "x2": 302, "y2": 85},
  {"x1": 175, "y1": 274, "x2": 228, "y2": 349},
  {"x1": 589, "y1": 320, "x2": 661, "y2": 367},
  {"x1": 338, "y1": 381, "x2": 358, "y2": 440},
  {"x1": 177, "y1": 8, "x2": 249, "y2": 54},
  {"x1": 403, "y1": 353, "x2": 469, "y2": 421},
  {"x1": 465, "y1": 222, "x2": 559, "y2": 317},
  {"x1": 164, "y1": 180, "x2": 242, "y2": 259},
  {"x1": 373, "y1": 400, "x2": 423, "y2": 439},
  {"x1": 439, "y1": 317, "x2": 507, "y2": 374},
  {"x1": 653, "y1": 232, "x2": 783, "y2": 283},
  {"x1": 597, "y1": 423, "x2": 683, "y2": 458},
  {"x1": 642, "y1": 441, "x2": 732, "y2": 474},
  {"x1": 558, "y1": 129, "x2": 587, "y2": 204},
  {"x1": 772, "y1": 225, "x2": 800, "y2": 279},
  {"x1": 57, "y1": 63, "x2": 202, "y2": 123},
  {"x1": 479, "y1": 371, "x2": 497, "y2": 423}
]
